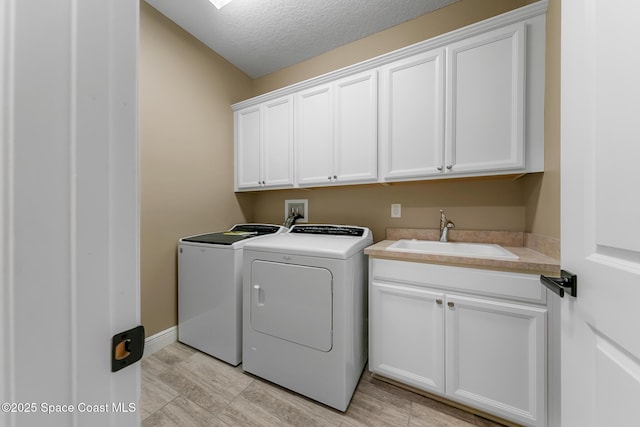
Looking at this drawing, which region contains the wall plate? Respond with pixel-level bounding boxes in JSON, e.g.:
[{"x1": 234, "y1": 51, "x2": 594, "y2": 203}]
[
  {"x1": 284, "y1": 199, "x2": 308, "y2": 223},
  {"x1": 391, "y1": 203, "x2": 401, "y2": 218}
]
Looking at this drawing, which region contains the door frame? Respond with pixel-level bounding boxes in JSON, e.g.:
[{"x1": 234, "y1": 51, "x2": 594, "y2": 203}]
[{"x1": 1, "y1": 1, "x2": 141, "y2": 426}]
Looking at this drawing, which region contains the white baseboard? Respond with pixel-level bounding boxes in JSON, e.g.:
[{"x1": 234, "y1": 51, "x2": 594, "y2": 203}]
[{"x1": 143, "y1": 326, "x2": 177, "y2": 358}]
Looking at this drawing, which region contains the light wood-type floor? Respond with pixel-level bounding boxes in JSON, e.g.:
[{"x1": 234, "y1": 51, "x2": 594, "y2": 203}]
[{"x1": 141, "y1": 342, "x2": 509, "y2": 427}]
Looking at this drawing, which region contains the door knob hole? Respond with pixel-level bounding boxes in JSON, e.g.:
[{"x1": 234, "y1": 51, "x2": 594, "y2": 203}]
[{"x1": 115, "y1": 339, "x2": 132, "y2": 361}]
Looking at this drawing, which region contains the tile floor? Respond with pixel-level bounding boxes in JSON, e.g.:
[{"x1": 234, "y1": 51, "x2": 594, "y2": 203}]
[{"x1": 141, "y1": 342, "x2": 509, "y2": 427}]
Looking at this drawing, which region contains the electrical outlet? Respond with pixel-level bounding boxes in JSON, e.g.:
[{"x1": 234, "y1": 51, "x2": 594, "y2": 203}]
[
  {"x1": 391, "y1": 203, "x2": 401, "y2": 218},
  {"x1": 284, "y1": 199, "x2": 308, "y2": 223}
]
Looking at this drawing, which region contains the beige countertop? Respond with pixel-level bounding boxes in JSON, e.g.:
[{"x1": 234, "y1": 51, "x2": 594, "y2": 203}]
[{"x1": 365, "y1": 229, "x2": 561, "y2": 276}]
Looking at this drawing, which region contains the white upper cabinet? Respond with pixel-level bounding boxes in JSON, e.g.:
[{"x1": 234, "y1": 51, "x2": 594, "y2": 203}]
[
  {"x1": 379, "y1": 49, "x2": 445, "y2": 180},
  {"x1": 262, "y1": 97, "x2": 295, "y2": 187},
  {"x1": 297, "y1": 70, "x2": 378, "y2": 187},
  {"x1": 380, "y1": 22, "x2": 529, "y2": 181},
  {"x1": 334, "y1": 72, "x2": 378, "y2": 183},
  {"x1": 296, "y1": 84, "x2": 334, "y2": 186},
  {"x1": 445, "y1": 22, "x2": 526, "y2": 174},
  {"x1": 235, "y1": 105, "x2": 262, "y2": 189},
  {"x1": 235, "y1": 95, "x2": 294, "y2": 190},
  {"x1": 232, "y1": 2, "x2": 547, "y2": 191}
]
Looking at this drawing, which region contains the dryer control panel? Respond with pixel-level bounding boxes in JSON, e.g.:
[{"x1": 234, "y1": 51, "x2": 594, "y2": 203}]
[{"x1": 289, "y1": 225, "x2": 365, "y2": 237}]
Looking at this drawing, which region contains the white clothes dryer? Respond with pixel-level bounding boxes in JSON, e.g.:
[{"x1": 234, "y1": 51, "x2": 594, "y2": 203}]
[
  {"x1": 242, "y1": 224, "x2": 373, "y2": 411},
  {"x1": 178, "y1": 224, "x2": 286, "y2": 366}
]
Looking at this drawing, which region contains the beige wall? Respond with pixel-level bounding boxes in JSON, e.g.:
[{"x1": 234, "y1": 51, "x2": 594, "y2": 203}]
[
  {"x1": 140, "y1": 0, "x2": 561, "y2": 335},
  {"x1": 524, "y1": 0, "x2": 561, "y2": 239},
  {"x1": 252, "y1": 178, "x2": 526, "y2": 244},
  {"x1": 140, "y1": 3, "x2": 255, "y2": 335},
  {"x1": 253, "y1": 0, "x2": 538, "y2": 95}
]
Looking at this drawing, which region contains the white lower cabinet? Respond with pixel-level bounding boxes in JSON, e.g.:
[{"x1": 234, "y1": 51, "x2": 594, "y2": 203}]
[
  {"x1": 369, "y1": 259, "x2": 547, "y2": 427},
  {"x1": 445, "y1": 294, "x2": 546, "y2": 426},
  {"x1": 370, "y1": 282, "x2": 445, "y2": 394}
]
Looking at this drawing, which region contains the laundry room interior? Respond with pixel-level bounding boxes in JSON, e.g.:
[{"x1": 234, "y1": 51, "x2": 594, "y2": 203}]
[
  {"x1": 140, "y1": 0, "x2": 560, "y2": 424},
  {"x1": 141, "y1": 0, "x2": 559, "y2": 346}
]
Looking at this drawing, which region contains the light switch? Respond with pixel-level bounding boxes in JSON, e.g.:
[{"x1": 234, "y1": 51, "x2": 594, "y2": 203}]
[{"x1": 391, "y1": 204, "x2": 401, "y2": 218}]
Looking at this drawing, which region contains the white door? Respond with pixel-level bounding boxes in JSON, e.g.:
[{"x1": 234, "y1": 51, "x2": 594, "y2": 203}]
[
  {"x1": 1, "y1": 1, "x2": 140, "y2": 427},
  {"x1": 561, "y1": 1, "x2": 640, "y2": 426}
]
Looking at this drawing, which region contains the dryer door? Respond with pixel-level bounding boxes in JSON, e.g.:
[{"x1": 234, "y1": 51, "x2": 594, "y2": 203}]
[{"x1": 250, "y1": 260, "x2": 333, "y2": 351}]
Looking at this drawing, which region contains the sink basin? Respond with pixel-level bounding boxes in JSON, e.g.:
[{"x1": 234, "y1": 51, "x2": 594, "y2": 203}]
[{"x1": 387, "y1": 239, "x2": 519, "y2": 260}]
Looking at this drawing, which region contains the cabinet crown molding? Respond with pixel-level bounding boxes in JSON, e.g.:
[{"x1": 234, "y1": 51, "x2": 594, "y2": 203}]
[{"x1": 231, "y1": 0, "x2": 548, "y2": 111}]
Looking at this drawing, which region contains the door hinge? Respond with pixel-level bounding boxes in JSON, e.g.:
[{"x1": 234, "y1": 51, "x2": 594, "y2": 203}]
[{"x1": 111, "y1": 325, "x2": 145, "y2": 372}]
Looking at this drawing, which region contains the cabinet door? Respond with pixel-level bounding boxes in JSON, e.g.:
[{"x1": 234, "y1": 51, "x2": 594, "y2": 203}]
[
  {"x1": 379, "y1": 48, "x2": 445, "y2": 180},
  {"x1": 334, "y1": 70, "x2": 378, "y2": 184},
  {"x1": 445, "y1": 294, "x2": 546, "y2": 427},
  {"x1": 370, "y1": 281, "x2": 445, "y2": 394},
  {"x1": 235, "y1": 105, "x2": 262, "y2": 189},
  {"x1": 445, "y1": 22, "x2": 525, "y2": 174},
  {"x1": 296, "y1": 84, "x2": 334, "y2": 186},
  {"x1": 262, "y1": 96, "x2": 294, "y2": 188}
]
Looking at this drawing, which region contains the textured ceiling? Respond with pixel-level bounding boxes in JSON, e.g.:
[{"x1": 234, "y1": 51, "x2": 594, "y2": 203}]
[{"x1": 145, "y1": 0, "x2": 460, "y2": 78}]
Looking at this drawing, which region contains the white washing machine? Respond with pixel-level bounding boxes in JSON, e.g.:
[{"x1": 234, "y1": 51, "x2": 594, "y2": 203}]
[
  {"x1": 242, "y1": 224, "x2": 373, "y2": 411},
  {"x1": 178, "y1": 224, "x2": 286, "y2": 366}
]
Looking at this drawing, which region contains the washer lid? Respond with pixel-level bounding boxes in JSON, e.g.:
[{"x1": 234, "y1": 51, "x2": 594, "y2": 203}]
[
  {"x1": 180, "y1": 223, "x2": 285, "y2": 245},
  {"x1": 181, "y1": 232, "x2": 255, "y2": 245}
]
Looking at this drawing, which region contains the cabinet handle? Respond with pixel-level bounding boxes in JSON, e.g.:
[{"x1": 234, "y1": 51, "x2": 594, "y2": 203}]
[
  {"x1": 333, "y1": 175, "x2": 337, "y2": 180},
  {"x1": 446, "y1": 165, "x2": 453, "y2": 170},
  {"x1": 436, "y1": 299, "x2": 443, "y2": 305},
  {"x1": 447, "y1": 301, "x2": 455, "y2": 308},
  {"x1": 328, "y1": 176, "x2": 332, "y2": 180},
  {"x1": 437, "y1": 166, "x2": 443, "y2": 171}
]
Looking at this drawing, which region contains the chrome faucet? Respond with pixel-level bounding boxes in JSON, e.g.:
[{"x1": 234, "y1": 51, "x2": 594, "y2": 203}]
[{"x1": 439, "y1": 209, "x2": 455, "y2": 242}]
